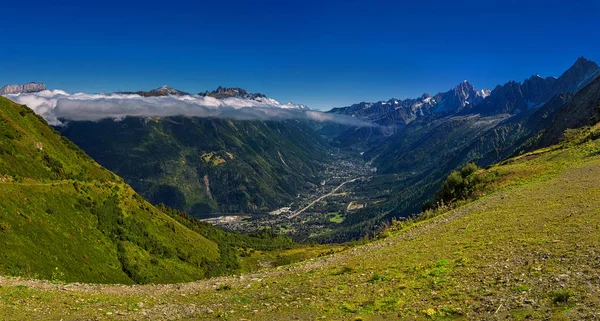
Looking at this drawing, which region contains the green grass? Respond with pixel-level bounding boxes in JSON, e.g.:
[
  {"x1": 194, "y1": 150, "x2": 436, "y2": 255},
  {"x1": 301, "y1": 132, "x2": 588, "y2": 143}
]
[
  {"x1": 328, "y1": 212, "x2": 345, "y2": 223},
  {"x1": 2, "y1": 121, "x2": 600, "y2": 319}
]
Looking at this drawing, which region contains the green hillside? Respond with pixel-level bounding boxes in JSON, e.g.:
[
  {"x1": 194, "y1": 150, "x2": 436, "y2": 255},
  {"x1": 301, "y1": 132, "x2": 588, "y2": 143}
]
[
  {"x1": 0, "y1": 97, "x2": 318, "y2": 284},
  {"x1": 2, "y1": 113, "x2": 600, "y2": 320},
  {"x1": 59, "y1": 117, "x2": 328, "y2": 217}
]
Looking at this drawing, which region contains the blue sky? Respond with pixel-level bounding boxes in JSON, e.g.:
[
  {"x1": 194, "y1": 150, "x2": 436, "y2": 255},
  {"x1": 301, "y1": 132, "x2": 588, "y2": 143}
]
[{"x1": 1, "y1": 0, "x2": 598, "y2": 110}]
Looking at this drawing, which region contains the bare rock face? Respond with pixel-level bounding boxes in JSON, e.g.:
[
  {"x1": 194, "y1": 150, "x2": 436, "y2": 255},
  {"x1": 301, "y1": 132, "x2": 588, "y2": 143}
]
[
  {"x1": 0, "y1": 82, "x2": 46, "y2": 95},
  {"x1": 0, "y1": 84, "x2": 21, "y2": 94},
  {"x1": 199, "y1": 86, "x2": 267, "y2": 99},
  {"x1": 22, "y1": 82, "x2": 46, "y2": 93}
]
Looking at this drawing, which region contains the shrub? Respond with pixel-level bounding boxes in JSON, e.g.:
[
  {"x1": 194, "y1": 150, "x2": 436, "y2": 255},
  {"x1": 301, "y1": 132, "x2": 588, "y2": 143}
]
[
  {"x1": 369, "y1": 274, "x2": 390, "y2": 282},
  {"x1": 550, "y1": 290, "x2": 574, "y2": 305},
  {"x1": 217, "y1": 284, "x2": 232, "y2": 291},
  {"x1": 426, "y1": 163, "x2": 485, "y2": 209}
]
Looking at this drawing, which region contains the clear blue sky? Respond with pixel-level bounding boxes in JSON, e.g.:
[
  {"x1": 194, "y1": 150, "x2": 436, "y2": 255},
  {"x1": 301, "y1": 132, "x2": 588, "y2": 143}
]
[{"x1": 1, "y1": 0, "x2": 598, "y2": 110}]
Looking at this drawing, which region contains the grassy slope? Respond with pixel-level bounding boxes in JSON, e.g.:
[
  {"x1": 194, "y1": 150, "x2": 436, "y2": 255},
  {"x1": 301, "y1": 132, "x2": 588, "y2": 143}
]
[
  {"x1": 0, "y1": 97, "x2": 226, "y2": 283},
  {"x1": 2, "y1": 122, "x2": 599, "y2": 319}
]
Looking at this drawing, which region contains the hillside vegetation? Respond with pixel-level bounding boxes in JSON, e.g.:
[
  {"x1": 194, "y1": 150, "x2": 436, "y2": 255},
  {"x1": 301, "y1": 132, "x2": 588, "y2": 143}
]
[
  {"x1": 0, "y1": 97, "x2": 326, "y2": 285},
  {"x1": 59, "y1": 117, "x2": 328, "y2": 217},
  {"x1": 2, "y1": 120, "x2": 600, "y2": 319}
]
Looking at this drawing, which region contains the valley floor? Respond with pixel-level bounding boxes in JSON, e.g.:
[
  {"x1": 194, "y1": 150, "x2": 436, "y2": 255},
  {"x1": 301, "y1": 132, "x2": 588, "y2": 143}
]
[
  {"x1": 1, "y1": 142, "x2": 600, "y2": 320},
  {"x1": 211, "y1": 149, "x2": 377, "y2": 241}
]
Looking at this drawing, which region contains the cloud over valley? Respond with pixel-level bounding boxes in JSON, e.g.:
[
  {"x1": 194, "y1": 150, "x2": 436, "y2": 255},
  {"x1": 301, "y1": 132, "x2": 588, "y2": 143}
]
[{"x1": 4, "y1": 90, "x2": 371, "y2": 127}]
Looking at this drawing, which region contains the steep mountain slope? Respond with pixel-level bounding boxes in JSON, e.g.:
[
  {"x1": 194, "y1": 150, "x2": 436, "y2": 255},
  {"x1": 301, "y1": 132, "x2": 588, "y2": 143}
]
[
  {"x1": 0, "y1": 96, "x2": 217, "y2": 283},
  {"x1": 470, "y1": 57, "x2": 598, "y2": 115},
  {"x1": 367, "y1": 115, "x2": 506, "y2": 175},
  {"x1": 533, "y1": 75, "x2": 600, "y2": 148},
  {"x1": 59, "y1": 117, "x2": 329, "y2": 216},
  {"x1": 3, "y1": 129, "x2": 600, "y2": 320},
  {"x1": 0, "y1": 96, "x2": 302, "y2": 284},
  {"x1": 449, "y1": 92, "x2": 574, "y2": 167}
]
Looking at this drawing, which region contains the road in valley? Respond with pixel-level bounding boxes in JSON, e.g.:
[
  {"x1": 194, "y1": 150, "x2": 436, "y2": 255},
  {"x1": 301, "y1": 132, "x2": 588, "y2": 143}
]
[{"x1": 288, "y1": 177, "x2": 359, "y2": 219}]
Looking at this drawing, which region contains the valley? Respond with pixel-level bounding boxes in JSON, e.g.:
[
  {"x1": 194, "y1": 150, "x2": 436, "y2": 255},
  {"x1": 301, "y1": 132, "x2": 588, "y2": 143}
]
[
  {"x1": 4, "y1": 57, "x2": 600, "y2": 248},
  {"x1": 4, "y1": 56, "x2": 588, "y2": 247},
  {"x1": 2, "y1": 58, "x2": 600, "y2": 320},
  {"x1": 203, "y1": 148, "x2": 379, "y2": 241}
]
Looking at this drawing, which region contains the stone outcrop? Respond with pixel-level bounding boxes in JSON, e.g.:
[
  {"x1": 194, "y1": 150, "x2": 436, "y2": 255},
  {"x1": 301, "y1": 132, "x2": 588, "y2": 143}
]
[{"x1": 0, "y1": 82, "x2": 46, "y2": 95}]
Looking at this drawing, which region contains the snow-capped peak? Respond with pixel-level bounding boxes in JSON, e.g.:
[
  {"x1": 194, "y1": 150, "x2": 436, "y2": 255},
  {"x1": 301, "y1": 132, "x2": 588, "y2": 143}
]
[{"x1": 478, "y1": 89, "x2": 491, "y2": 99}]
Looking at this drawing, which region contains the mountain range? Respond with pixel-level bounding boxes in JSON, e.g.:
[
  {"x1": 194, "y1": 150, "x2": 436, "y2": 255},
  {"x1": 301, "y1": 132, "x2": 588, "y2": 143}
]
[
  {"x1": 330, "y1": 57, "x2": 598, "y2": 124},
  {"x1": 118, "y1": 85, "x2": 271, "y2": 100},
  {"x1": 47, "y1": 57, "x2": 600, "y2": 242},
  {"x1": 330, "y1": 80, "x2": 490, "y2": 125},
  {"x1": 1, "y1": 56, "x2": 600, "y2": 315},
  {"x1": 2, "y1": 57, "x2": 600, "y2": 243}
]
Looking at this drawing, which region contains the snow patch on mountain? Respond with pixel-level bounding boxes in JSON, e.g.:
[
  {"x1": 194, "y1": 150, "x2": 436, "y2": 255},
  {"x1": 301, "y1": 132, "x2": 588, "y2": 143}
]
[{"x1": 478, "y1": 89, "x2": 491, "y2": 99}]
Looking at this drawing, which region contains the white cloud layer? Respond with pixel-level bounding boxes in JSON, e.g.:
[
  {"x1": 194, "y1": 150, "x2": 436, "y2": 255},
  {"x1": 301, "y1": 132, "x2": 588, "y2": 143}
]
[{"x1": 3, "y1": 90, "x2": 371, "y2": 127}]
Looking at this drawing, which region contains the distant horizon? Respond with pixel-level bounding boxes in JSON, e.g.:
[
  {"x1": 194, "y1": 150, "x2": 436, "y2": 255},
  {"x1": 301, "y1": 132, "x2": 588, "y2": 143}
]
[
  {"x1": 2, "y1": 0, "x2": 599, "y2": 110},
  {"x1": 2, "y1": 55, "x2": 596, "y2": 111}
]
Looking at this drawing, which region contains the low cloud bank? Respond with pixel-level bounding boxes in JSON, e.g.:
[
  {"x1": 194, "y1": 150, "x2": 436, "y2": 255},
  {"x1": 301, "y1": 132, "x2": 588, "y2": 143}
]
[{"x1": 4, "y1": 90, "x2": 371, "y2": 127}]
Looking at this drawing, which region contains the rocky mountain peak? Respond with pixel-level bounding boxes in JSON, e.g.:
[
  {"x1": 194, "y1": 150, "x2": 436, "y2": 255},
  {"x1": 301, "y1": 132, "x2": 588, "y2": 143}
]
[
  {"x1": 149, "y1": 85, "x2": 189, "y2": 96},
  {"x1": 201, "y1": 87, "x2": 267, "y2": 100},
  {"x1": 527, "y1": 74, "x2": 543, "y2": 81},
  {"x1": 574, "y1": 56, "x2": 594, "y2": 67},
  {"x1": 117, "y1": 85, "x2": 189, "y2": 97},
  {"x1": 565, "y1": 56, "x2": 598, "y2": 77},
  {"x1": 453, "y1": 80, "x2": 478, "y2": 100},
  {"x1": 0, "y1": 82, "x2": 46, "y2": 95},
  {"x1": 552, "y1": 56, "x2": 599, "y2": 96}
]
